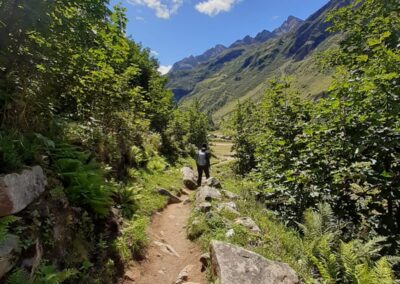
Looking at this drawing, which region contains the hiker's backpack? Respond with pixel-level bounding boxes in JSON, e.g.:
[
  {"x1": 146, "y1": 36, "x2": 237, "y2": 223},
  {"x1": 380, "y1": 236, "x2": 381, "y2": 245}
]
[{"x1": 197, "y1": 150, "x2": 207, "y2": 166}]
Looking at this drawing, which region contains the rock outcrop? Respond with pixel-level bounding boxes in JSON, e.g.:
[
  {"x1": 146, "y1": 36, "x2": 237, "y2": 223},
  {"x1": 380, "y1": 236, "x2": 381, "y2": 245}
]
[
  {"x1": 181, "y1": 167, "x2": 197, "y2": 190},
  {"x1": 0, "y1": 166, "x2": 47, "y2": 217},
  {"x1": 195, "y1": 186, "x2": 222, "y2": 203},
  {"x1": 210, "y1": 241, "x2": 299, "y2": 284},
  {"x1": 0, "y1": 234, "x2": 20, "y2": 279}
]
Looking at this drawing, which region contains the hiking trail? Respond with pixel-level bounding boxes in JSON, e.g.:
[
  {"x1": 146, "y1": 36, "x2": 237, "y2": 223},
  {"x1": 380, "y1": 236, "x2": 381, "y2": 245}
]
[
  {"x1": 121, "y1": 189, "x2": 206, "y2": 284},
  {"x1": 121, "y1": 140, "x2": 233, "y2": 284}
]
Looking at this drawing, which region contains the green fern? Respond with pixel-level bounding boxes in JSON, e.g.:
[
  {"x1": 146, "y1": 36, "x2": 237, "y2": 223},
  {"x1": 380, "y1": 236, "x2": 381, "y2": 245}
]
[
  {"x1": 371, "y1": 258, "x2": 394, "y2": 284},
  {"x1": 0, "y1": 216, "x2": 20, "y2": 243},
  {"x1": 6, "y1": 268, "x2": 30, "y2": 284},
  {"x1": 53, "y1": 143, "x2": 113, "y2": 216},
  {"x1": 34, "y1": 265, "x2": 77, "y2": 284}
]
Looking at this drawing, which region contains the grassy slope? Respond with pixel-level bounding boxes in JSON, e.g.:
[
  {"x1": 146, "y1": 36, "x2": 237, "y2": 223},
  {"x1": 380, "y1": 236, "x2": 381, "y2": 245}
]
[
  {"x1": 187, "y1": 161, "x2": 315, "y2": 282},
  {"x1": 176, "y1": 34, "x2": 338, "y2": 123}
]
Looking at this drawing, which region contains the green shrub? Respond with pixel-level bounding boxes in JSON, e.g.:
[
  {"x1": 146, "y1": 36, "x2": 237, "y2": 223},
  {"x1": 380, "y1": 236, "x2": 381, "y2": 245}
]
[
  {"x1": 7, "y1": 265, "x2": 77, "y2": 284},
  {"x1": 112, "y1": 185, "x2": 139, "y2": 219},
  {"x1": 53, "y1": 143, "x2": 113, "y2": 217},
  {"x1": 0, "y1": 216, "x2": 20, "y2": 243},
  {"x1": 114, "y1": 216, "x2": 149, "y2": 262}
]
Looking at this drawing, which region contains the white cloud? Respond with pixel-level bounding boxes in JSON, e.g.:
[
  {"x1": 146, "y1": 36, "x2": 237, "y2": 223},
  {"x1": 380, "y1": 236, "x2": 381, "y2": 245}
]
[
  {"x1": 158, "y1": 65, "x2": 172, "y2": 75},
  {"x1": 271, "y1": 15, "x2": 280, "y2": 20},
  {"x1": 128, "y1": 0, "x2": 183, "y2": 19},
  {"x1": 150, "y1": 50, "x2": 159, "y2": 56},
  {"x1": 136, "y1": 16, "x2": 146, "y2": 21},
  {"x1": 195, "y1": 0, "x2": 240, "y2": 16}
]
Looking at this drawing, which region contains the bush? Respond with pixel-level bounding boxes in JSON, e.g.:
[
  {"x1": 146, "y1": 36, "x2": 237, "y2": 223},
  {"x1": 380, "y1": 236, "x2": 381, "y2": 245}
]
[
  {"x1": 53, "y1": 143, "x2": 113, "y2": 217},
  {"x1": 114, "y1": 216, "x2": 149, "y2": 262}
]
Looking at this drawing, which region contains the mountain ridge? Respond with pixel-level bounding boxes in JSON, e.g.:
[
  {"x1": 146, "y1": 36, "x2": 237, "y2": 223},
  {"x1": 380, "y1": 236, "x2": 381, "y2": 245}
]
[
  {"x1": 167, "y1": 0, "x2": 352, "y2": 121},
  {"x1": 170, "y1": 15, "x2": 303, "y2": 74}
]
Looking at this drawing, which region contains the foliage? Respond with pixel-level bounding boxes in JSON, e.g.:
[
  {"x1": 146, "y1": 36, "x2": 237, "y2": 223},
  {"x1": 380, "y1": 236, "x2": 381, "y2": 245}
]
[
  {"x1": 53, "y1": 143, "x2": 113, "y2": 217},
  {"x1": 7, "y1": 265, "x2": 77, "y2": 284},
  {"x1": 0, "y1": 216, "x2": 20, "y2": 243},
  {"x1": 114, "y1": 216, "x2": 149, "y2": 262},
  {"x1": 112, "y1": 185, "x2": 139, "y2": 219},
  {"x1": 163, "y1": 101, "x2": 209, "y2": 161},
  {"x1": 193, "y1": 162, "x2": 397, "y2": 283},
  {"x1": 301, "y1": 204, "x2": 396, "y2": 283},
  {"x1": 231, "y1": 0, "x2": 400, "y2": 258}
]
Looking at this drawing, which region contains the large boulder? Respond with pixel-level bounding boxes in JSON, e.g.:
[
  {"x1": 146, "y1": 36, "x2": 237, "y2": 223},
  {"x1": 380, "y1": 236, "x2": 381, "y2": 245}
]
[
  {"x1": 0, "y1": 166, "x2": 47, "y2": 217},
  {"x1": 195, "y1": 186, "x2": 222, "y2": 203},
  {"x1": 181, "y1": 167, "x2": 197, "y2": 190},
  {"x1": 0, "y1": 234, "x2": 20, "y2": 279},
  {"x1": 210, "y1": 241, "x2": 299, "y2": 284}
]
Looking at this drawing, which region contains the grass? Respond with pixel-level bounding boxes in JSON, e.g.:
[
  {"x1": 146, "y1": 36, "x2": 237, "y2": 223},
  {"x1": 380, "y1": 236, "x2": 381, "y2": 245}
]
[
  {"x1": 114, "y1": 159, "x2": 190, "y2": 265},
  {"x1": 187, "y1": 161, "x2": 315, "y2": 282}
]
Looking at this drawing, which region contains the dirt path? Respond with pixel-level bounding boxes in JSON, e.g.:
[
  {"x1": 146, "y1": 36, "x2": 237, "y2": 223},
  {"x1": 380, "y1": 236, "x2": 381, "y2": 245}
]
[{"x1": 122, "y1": 191, "x2": 206, "y2": 284}]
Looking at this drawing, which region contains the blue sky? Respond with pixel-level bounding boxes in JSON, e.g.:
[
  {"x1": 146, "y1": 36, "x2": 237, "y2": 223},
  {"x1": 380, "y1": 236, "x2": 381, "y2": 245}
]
[{"x1": 111, "y1": 0, "x2": 330, "y2": 73}]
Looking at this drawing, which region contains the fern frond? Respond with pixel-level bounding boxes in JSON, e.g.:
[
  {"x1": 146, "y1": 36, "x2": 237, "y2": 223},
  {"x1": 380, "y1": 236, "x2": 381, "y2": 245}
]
[{"x1": 372, "y1": 257, "x2": 394, "y2": 284}]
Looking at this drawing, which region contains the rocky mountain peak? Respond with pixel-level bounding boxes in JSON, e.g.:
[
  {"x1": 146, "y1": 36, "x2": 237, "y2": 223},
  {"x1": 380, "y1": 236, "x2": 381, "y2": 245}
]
[{"x1": 273, "y1": 15, "x2": 303, "y2": 35}]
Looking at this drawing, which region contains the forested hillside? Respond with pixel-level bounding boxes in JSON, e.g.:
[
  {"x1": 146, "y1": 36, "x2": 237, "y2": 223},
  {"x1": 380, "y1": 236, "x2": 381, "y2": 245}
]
[
  {"x1": 0, "y1": 0, "x2": 208, "y2": 283},
  {"x1": 227, "y1": 0, "x2": 400, "y2": 280},
  {"x1": 167, "y1": 0, "x2": 351, "y2": 122}
]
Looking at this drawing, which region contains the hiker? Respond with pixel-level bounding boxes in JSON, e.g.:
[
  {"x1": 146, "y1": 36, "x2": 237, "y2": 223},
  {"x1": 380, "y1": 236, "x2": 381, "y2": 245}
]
[{"x1": 196, "y1": 143, "x2": 211, "y2": 187}]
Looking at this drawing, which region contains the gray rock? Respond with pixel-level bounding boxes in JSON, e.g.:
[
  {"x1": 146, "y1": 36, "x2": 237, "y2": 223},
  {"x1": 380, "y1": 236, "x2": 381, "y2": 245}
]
[
  {"x1": 217, "y1": 202, "x2": 240, "y2": 216},
  {"x1": 206, "y1": 177, "x2": 222, "y2": 189},
  {"x1": 0, "y1": 234, "x2": 20, "y2": 278},
  {"x1": 234, "y1": 217, "x2": 261, "y2": 234},
  {"x1": 196, "y1": 186, "x2": 222, "y2": 203},
  {"x1": 225, "y1": 229, "x2": 235, "y2": 238},
  {"x1": 175, "y1": 264, "x2": 194, "y2": 284},
  {"x1": 197, "y1": 202, "x2": 212, "y2": 213},
  {"x1": 181, "y1": 167, "x2": 197, "y2": 190},
  {"x1": 222, "y1": 190, "x2": 240, "y2": 200},
  {"x1": 210, "y1": 241, "x2": 299, "y2": 284},
  {"x1": 154, "y1": 241, "x2": 180, "y2": 258},
  {"x1": 200, "y1": 252, "x2": 210, "y2": 271},
  {"x1": 156, "y1": 188, "x2": 182, "y2": 204},
  {"x1": 0, "y1": 166, "x2": 47, "y2": 217}
]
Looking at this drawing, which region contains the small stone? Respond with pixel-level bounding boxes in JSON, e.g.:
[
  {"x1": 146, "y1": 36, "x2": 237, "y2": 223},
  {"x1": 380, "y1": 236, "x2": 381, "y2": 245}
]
[
  {"x1": 154, "y1": 241, "x2": 180, "y2": 258},
  {"x1": 175, "y1": 264, "x2": 194, "y2": 284},
  {"x1": 234, "y1": 217, "x2": 261, "y2": 233},
  {"x1": 197, "y1": 202, "x2": 212, "y2": 213},
  {"x1": 225, "y1": 229, "x2": 235, "y2": 238},
  {"x1": 217, "y1": 202, "x2": 240, "y2": 216},
  {"x1": 222, "y1": 190, "x2": 240, "y2": 200},
  {"x1": 156, "y1": 188, "x2": 182, "y2": 204},
  {"x1": 200, "y1": 253, "x2": 210, "y2": 271},
  {"x1": 206, "y1": 177, "x2": 222, "y2": 189},
  {"x1": 183, "y1": 199, "x2": 192, "y2": 205}
]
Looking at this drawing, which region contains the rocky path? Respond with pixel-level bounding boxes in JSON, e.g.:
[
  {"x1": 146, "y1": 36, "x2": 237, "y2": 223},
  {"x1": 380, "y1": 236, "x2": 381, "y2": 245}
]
[{"x1": 122, "y1": 190, "x2": 206, "y2": 284}]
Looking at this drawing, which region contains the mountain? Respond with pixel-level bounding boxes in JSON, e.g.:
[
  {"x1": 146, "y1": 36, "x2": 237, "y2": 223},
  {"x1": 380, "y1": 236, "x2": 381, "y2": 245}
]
[{"x1": 166, "y1": 0, "x2": 352, "y2": 122}]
